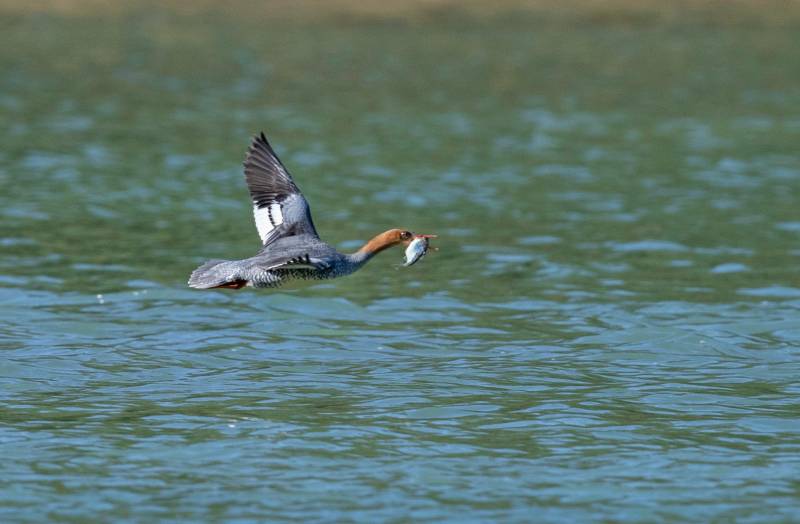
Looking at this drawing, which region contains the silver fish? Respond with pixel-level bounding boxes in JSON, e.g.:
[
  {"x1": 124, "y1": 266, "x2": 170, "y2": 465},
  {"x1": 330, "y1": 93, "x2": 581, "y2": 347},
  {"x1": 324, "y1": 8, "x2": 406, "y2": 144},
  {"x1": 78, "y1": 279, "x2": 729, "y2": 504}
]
[{"x1": 403, "y1": 235, "x2": 435, "y2": 267}]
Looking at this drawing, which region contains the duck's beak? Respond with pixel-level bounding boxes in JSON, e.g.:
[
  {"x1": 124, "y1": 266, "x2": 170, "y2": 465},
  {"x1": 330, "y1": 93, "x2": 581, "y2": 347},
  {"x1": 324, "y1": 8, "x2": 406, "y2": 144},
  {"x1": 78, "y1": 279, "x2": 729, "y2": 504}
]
[
  {"x1": 416, "y1": 234, "x2": 438, "y2": 252},
  {"x1": 402, "y1": 234, "x2": 437, "y2": 246},
  {"x1": 403, "y1": 233, "x2": 436, "y2": 246}
]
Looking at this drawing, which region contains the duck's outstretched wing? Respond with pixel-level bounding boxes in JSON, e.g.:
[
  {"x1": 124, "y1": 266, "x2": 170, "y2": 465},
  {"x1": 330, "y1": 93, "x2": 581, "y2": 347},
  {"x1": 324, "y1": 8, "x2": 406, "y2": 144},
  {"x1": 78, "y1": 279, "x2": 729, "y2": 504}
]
[{"x1": 243, "y1": 132, "x2": 319, "y2": 246}]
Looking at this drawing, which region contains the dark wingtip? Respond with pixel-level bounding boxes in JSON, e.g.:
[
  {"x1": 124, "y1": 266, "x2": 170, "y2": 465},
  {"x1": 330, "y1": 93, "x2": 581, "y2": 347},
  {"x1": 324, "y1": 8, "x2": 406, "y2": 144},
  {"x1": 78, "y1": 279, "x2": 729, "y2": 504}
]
[
  {"x1": 243, "y1": 131, "x2": 272, "y2": 166},
  {"x1": 255, "y1": 131, "x2": 273, "y2": 151},
  {"x1": 258, "y1": 131, "x2": 278, "y2": 152}
]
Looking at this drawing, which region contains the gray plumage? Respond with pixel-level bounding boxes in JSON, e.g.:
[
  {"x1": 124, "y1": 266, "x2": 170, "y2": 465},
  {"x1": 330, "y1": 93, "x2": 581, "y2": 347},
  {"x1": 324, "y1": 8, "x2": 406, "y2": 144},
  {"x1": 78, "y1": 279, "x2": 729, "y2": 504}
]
[{"x1": 188, "y1": 234, "x2": 372, "y2": 289}]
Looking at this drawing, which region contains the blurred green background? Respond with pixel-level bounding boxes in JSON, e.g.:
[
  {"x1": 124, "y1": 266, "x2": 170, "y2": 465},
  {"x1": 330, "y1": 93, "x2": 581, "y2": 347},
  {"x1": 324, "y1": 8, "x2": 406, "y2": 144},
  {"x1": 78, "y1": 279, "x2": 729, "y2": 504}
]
[{"x1": 2, "y1": 1, "x2": 800, "y2": 522}]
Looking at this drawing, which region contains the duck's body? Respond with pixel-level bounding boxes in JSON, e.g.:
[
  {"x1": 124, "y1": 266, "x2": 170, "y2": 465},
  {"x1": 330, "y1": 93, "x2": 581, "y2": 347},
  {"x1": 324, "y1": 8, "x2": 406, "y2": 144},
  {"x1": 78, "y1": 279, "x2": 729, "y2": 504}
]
[
  {"x1": 189, "y1": 230, "x2": 400, "y2": 289},
  {"x1": 188, "y1": 133, "x2": 429, "y2": 290}
]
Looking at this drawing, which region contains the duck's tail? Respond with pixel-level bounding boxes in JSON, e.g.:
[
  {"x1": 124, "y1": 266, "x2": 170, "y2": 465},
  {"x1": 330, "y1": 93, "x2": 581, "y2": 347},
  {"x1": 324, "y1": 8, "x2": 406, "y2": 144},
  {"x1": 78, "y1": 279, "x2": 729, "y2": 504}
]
[{"x1": 188, "y1": 260, "x2": 248, "y2": 289}]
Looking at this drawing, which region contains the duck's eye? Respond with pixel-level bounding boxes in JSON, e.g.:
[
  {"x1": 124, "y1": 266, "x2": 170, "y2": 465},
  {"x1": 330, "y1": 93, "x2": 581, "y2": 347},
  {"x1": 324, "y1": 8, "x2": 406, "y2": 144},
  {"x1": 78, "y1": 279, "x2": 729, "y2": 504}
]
[{"x1": 401, "y1": 231, "x2": 412, "y2": 240}]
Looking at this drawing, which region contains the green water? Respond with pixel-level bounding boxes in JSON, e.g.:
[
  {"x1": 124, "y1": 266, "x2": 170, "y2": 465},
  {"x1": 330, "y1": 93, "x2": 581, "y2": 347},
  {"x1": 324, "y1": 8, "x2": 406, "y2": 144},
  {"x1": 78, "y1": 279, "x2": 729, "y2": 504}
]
[{"x1": 2, "y1": 6, "x2": 800, "y2": 522}]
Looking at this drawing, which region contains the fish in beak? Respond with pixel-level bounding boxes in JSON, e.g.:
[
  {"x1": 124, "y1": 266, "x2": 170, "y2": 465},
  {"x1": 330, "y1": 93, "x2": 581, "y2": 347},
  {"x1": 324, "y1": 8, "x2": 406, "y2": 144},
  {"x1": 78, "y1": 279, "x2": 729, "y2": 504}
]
[{"x1": 403, "y1": 234, "x2": 437, "y2": 267}]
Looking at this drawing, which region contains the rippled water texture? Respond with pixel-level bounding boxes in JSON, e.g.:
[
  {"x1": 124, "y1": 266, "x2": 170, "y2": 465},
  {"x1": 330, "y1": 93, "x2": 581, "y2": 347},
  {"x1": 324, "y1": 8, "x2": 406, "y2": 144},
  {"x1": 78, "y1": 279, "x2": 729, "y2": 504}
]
[{"x1": 2, "y1": 3, "x2": 800, "y2": 521}]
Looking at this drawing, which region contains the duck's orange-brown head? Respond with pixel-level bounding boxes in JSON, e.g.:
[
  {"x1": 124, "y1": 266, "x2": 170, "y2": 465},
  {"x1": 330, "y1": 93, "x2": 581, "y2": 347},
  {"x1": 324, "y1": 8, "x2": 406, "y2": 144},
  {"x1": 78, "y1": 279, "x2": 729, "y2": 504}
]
[
  {"x1": 357, "y1": 229, "x2": 413, "y2": 256},
  {"x1": 356, "y1": 229, "x2": 436, "y2": 256}
]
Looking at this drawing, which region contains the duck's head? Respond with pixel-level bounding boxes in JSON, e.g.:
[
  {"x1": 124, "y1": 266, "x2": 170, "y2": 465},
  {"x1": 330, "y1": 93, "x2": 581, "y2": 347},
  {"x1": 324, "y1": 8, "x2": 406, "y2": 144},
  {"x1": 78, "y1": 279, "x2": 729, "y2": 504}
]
[
  {"x1": 357, "y1": 229, "x2": 437, "y2": 255},
  {"x1": 389, "y1": 229, "x2": 437, "y2": 247}
]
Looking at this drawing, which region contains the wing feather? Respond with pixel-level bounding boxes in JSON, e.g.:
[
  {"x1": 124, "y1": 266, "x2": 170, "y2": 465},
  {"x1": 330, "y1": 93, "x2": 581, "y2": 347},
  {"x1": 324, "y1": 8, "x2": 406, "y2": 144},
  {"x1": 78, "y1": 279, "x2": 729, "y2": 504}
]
[{"x1": 243, "y1": 132, "x2": 319, "y2": 246}]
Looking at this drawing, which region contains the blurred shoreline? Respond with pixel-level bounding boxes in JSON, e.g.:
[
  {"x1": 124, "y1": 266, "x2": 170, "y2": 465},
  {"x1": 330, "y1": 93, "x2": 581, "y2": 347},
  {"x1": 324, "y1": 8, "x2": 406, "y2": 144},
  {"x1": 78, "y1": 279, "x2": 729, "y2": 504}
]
[{"x1": 2, "y1": 0, "x2": 800, "y2": 27}]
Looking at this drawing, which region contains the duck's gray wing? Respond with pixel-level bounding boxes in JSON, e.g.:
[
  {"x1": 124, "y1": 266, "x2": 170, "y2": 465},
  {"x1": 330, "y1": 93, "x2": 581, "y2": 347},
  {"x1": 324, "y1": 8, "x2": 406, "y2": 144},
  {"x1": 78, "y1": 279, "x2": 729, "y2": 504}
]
[
  {"x1": 244, "y1": 132, "x2": 319, "y2": 247},
  {"x1": 256, "y1": 235, "x2": 337, "y2": 271}
]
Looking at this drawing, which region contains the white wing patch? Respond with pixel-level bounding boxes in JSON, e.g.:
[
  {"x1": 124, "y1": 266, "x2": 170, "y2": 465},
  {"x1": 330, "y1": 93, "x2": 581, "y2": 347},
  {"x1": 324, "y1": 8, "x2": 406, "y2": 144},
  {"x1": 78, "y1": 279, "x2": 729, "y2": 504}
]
[{"x1": 253, "y1": 203, "x2": 284, "y2": 243}]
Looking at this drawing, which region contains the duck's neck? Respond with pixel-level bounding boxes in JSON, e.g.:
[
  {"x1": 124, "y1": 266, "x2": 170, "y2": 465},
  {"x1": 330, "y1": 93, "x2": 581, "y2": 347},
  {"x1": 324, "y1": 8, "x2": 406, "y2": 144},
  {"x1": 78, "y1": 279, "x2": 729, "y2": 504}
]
[
  {"x1": 346, "y1": 230, "x2": 401, "y2": 267},
  {"x1": 345, "y1": 250, "x2": 372, "y2": 267}
]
